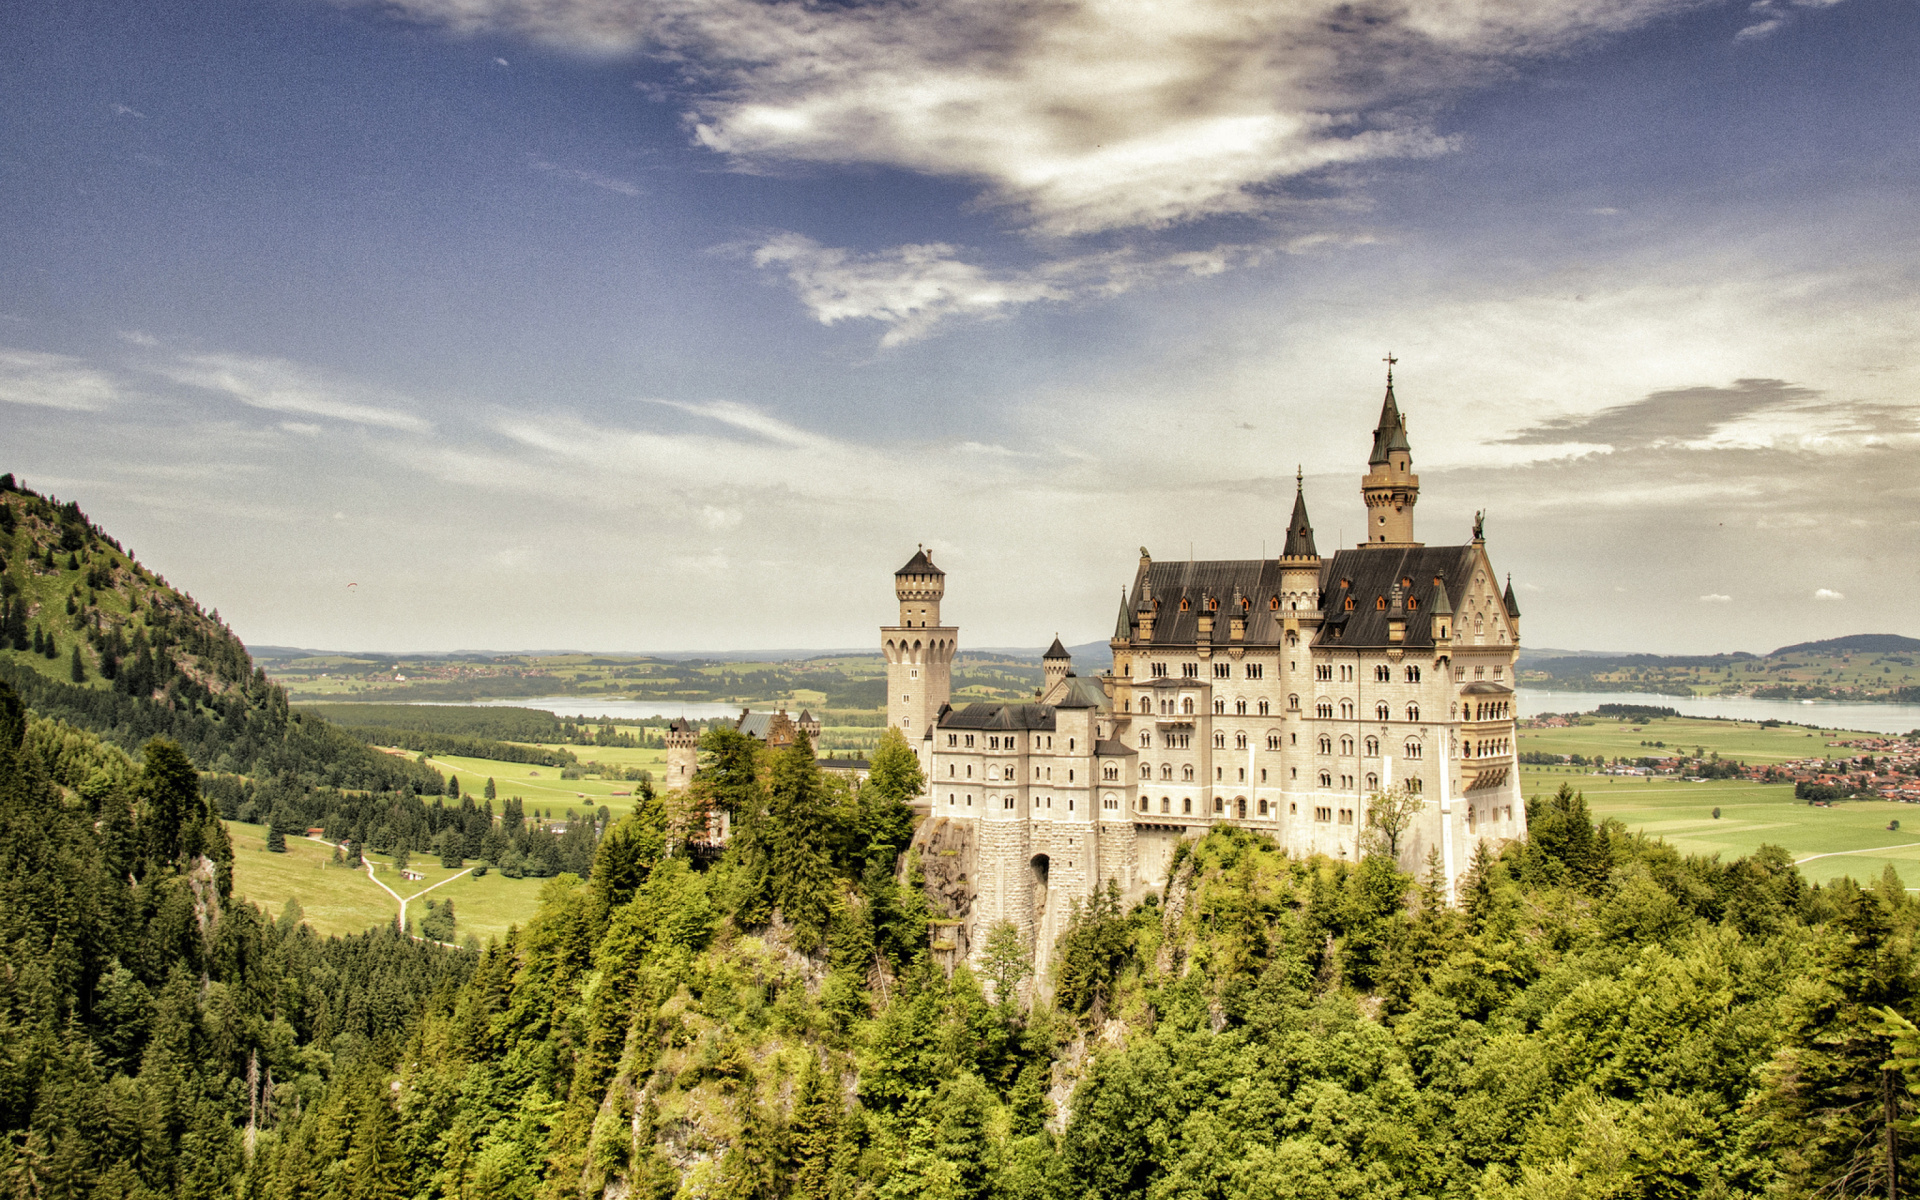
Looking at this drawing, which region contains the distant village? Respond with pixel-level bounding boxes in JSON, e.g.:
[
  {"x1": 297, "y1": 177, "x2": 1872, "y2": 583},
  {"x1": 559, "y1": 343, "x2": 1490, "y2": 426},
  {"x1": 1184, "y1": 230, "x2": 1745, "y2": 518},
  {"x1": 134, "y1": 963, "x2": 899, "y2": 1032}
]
[{"x1": 1521, "y1": 713, "x2": 1920, "y2": 802}]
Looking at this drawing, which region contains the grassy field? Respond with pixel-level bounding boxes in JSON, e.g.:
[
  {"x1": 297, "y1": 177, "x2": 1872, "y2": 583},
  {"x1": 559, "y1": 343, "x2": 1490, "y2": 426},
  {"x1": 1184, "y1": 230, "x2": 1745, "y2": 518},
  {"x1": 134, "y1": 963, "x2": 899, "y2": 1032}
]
[
  {"x1": 1517, "y1": 766, "x2": 1920, "y2": 887},
  {"x1": 429, "y1": 752, "x2": 651, "y2": 818},
  {"x1": 1518, "y1": 714, "x2": 1866, "y2": 765},
  {"x1": 225, "y1": 820, "x2": 547, "y2": 943},
  {"x1": 1520, "y1": 642, "x2": 1920, "y2": 700}
]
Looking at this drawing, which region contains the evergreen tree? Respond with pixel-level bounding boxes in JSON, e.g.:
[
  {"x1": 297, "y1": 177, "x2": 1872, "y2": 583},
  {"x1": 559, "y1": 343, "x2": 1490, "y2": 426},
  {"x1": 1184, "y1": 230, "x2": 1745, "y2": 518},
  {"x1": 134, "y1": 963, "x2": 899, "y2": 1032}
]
[
  {"x1": 766, "y1": 732, "x2": 836, "y2": 948},
  {"x1": 68, "y1": 644, "x2": 84, "y2": 682},
  {"x1": 267, "y1": 823, "x2": 286, "y2": 852},
  {"x1": 484, "y1": 776, "x2": 496, "y2": 800}
]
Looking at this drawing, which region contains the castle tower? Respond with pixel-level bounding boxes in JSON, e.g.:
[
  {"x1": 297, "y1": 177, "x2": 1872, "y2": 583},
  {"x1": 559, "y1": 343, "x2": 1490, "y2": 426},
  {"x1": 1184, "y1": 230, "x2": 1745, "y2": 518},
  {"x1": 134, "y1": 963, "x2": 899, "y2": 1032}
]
[
  {"x1": 1279, "y1": 470, "x2": 1322, "y2": 618},
  {"x1": 881, "y1": 547, "x2": 957, "y2": 755},
  {"x1": 1042, "y1": 636, "x2": 1071, "y2": 698},
  {"x1": 1361, "y1": 358, "x2": 1421, "y2": 547},
  {"x1": 664, "y1": 718, "x2": 698, "y2": 787}
]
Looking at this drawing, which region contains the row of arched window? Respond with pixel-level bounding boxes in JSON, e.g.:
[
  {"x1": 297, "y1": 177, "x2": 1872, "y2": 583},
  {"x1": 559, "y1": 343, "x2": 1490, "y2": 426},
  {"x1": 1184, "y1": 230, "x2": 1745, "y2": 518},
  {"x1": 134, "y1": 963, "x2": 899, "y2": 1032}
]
[{"x1": 1316, "y1": 735, "x2": 1424, "y2": 759}]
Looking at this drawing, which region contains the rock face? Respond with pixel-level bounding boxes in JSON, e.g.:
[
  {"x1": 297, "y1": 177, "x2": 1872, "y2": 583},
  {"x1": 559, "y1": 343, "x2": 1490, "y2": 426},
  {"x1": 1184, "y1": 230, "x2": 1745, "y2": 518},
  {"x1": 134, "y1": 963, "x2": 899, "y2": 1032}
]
[{"x1": 911, "y1": 817, "x2": 976, "y2": 969}]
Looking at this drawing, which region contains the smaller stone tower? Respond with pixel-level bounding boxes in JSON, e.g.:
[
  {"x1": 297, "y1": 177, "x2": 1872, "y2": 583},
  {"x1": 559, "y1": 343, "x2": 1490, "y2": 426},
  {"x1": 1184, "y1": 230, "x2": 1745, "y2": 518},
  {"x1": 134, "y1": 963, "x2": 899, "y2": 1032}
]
[
  {"x1": 1042, "y1": 635, "x2": 1071, "y2": 698},
  {"x1": 882, "y1": 547, "x2": 958, "y2": 756},
  {"x1": 1279, "y1": 470, "x2": 1323, "y2": 617},
  {"x1": 664, "y1": 718, "x2": 699, "y2": 787},
  {"x1": 1361, "y1": 357, "x2": 1422, "y2": 547}
]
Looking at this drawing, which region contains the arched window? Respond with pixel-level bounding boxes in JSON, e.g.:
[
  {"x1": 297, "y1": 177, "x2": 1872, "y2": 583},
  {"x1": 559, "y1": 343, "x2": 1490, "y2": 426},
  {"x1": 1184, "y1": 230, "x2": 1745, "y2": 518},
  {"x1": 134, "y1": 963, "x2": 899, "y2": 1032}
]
[
  {"x1": 1179, "y1": 597, "x2": 1190, "y2": 612},
  {"x1": 1405, "y1": 739, "x2": 1422, "y2": 759},
  {"x1": 1366, "y1": 772, "x2": 1378, "y2": 790},
  {"x1": 1161, "y1": 764, "x2": 1173, "y2": 780},
  {"x1": 1405, "y1": 665, "x2": 1421, "y2": 682},
  {"x1": 1288, "y1": 694, "x2": 1299, "y2": 711},
  {"x1": 1235, "y1": 732, "x2": 1247, "y2": 749},
  {"x1": 1183, "y1": 765, "x2": 1195, "y2": 781},
  {"x1": 1236, "y1": 699, "x2": 1247, "y2": 715},
  {"x1": 1258, "y1": 699, "x2": 1270, "y2": 715},
  {"x1": 1138, "y1": 696, "x2": 1151, "y2": 713},
  {"x1": 1344, "y1": 596, "x2": 1356, "y2": 611},
  {"x1": 1140, "y1": 731, "x2": 1151, "y2": 747},
  {"x1": 1258, "y1": 798, "x2": 1269, "y2": 816},
  {"x1": 1213, "y1": 733, "x2": 1225, "y2": 749},
  {"x1": 1364, "y1": 736, "x2": 1378, "y2": 756},
  {"x1": 1160, "y1": 797, "x2": 1171, "y2": 813},
  {"x1": 1316, "y1": 701, "x2": 1333, "y2": 719},
  {"x1": 1340, "y1": 735, "x2": 1354, "y2": 755},
  {"x1": 1318, "y1": 771, "x2": 1332, "y2": 788},
  {"x1": 1375, "y1": 596, "x2": 1387, "y2": 611},
  {"x1": 1214, "y1": 699, "x2": 1225, "y2": 714},
  {"x1": 1266, "y1": 734, "x2": 1281, "y2": 750},
  {"x1": 1285, "y1": 630, "x2": 1299, "y2": 646},
  {"x1": 1340, "y1": 700, "x2": 1354, "y2": 719},
  {"x1": 1182, "y1": 697, "x2": 1194, "y2": 715},
  {"x1": 1318, "y1": 734, "x2": 1332, "y2": 754},
  {"x1": 1271, "y1": 596, "x2": 1281, "y2": 611},
  {"x1": 1406, "y1": 703, "x2": 1420, "y2": 722},
  {"x1": 1376, "y1": 701, "x2": 1390, "y2": 720},
  {"x1": 1139, "y1": 762, "x2": 1151, "y2": 779}
]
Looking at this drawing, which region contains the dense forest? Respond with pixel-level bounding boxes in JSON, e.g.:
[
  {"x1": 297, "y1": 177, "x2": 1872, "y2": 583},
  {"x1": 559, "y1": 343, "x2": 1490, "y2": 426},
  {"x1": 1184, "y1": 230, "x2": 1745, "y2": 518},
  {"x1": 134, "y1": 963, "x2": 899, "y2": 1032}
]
[{"x1": 9, "y1": 669, "x2": 1920, "y2": 1198}]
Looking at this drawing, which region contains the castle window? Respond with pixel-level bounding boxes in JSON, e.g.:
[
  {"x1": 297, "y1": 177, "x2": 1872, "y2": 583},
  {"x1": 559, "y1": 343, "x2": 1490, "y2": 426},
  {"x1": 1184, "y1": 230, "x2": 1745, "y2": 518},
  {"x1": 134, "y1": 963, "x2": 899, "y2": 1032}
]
[
  {"x1": 1207, "y1": 597, "x2": 1218, "y2": 611},
  {"x1": 1318, "y1": 735, "x2": 1332, "y2": 754},
  {"x1": 1407, "y1": 596, "x2": 1419, "y2": 611},
  {"x1": 1246, "y1": 663, "x2": 1264, "y2": 679},
  {"x1": 949, "y1": 764, "x2": 955, "y2": 777},
  {"x1": 1214, "y1": 662, "x2": 1230, "y2": 678},
  {"x1": 1316, "y1": 664, "x2": 1333, "y2": 681},
  {"x1": 1411, "y1": 777, "x2": 1423, "y2": 793},
  {"x1": 1344, "y1": 597, "x2": 1356, "y2": 611},
  {"x1": 1318, "y1": 772, "x2": 1332, "y2": 788},
  {"x1": 1340, "y1": 735, "x2": 1354, "y2": 755},
  {"x1": 1365, "y1": 736, "x2": 1378, "y2": 756},
  {"x1": 1161, "y1": 797, "x2": 1171, "y2": 813},
  {"x1": 1182, "y1": 698, "x2": 1195, "y2": 715},
  {"x1": 1405, "y1": 739, "x2": 1422, "y2": 759},
  {"x1": 1366, "y1": 772, "x2": 1378, "y2": 790},
  {"x1": 1316, "y1": 701, "x2": 1333, "y2": 719},
  {"x1": 1261, "y1": 768, "x2": 1268, "y2": 782},
  {"x1": 1161, "y1": 764, "x2": 1173, "y2": 780},
  {"x1": 1339, "y1": 808, "x2": 1354, "y2": 825},
  {"x1": 1315, "y1": 803, "x2": 1332, "y2": 819},
  {"x1": 1259, "y1": 798, "x2": 1269, "y2": 815},
  {"x1": 1179, "y1": 597, "x2": 1190, "y2": 612},
  {"x1": 1138, "y1": 697, "x2": 1151, "y2": 713},
  {"x1": 1401, "y1": 577, "x2": 1412, "y2": 588},
  {"x1": 1237, "y1": 767, "x2": 1246, "y2": 782},
  {"x1": 1340, "y1": 701, "x2": 1354, "y2": 719},
  {"x1": 1103, "y1": 765, "x2": 1117, "y2": 781},
  {"x1": 1183, "y1": 662, "x2": 1199, "y2": 679},
  {"x1": 1376, "y1": 596, "x2": 1387, "y2": 611},
  {"x1": 1376, "y1": 702, "x2": 1390, "y2": 721},
  {"x1": 1214, "y1": 699, "x2": 1225, "y2": 715},
  {"x1": 1183, "y1": 765, "x2": 1195, "y2": 781},
  {"x1": 1406, "y1": 703, "x2": 1420, "y2": 721},
  {"x1": 948, "y1": 734, "x2": 957, "y2": 747},
  {"x1": 1494, "y1": 666, "x2": 1504, "y2": 679},
  {"x1": 1285, "y1": 630, "x2": 1299, "y2": 647},
  {"x1": 1258, "y1": 699, "x2": 1270, "y2": 715},
  {"x1": 1235, "y1": 732, "x2": 1247, "y2": 749},
  {"x1": 965, "y1": 735, "x2": 975, "y2": 748},
  {"x1": 1287, "y1": 695, "x2": 1299, "y2": 711},
  {"x1": 1140, "y1": 731, "x2": 1151, "y2": 748},
  {"x1": 1183, "y1": 797, "x2": 1193, "y2": 814},
  {"x1": 1405, "y1": 665, "x2": 1421, "y2": 682},
  {"x1": 1214, "y1": 797, "x2": 1223, "y2": 813},
  {"x1": 1267, "y1": 734, "x2": 1281, "y2": 750},
  {"x1": 1237, "y1": 797, "x2": 1247, "y2": 818},
  {"x1": 966, "y1": 765, "x2": 972, "y2": 777},
  {"x1": 1213, "y1": 733, "x2": 1226, "y2": 749},
  {"x1": 1375, "y1": 665, "x2": 1390, "y2": 682},
  {"x1": 1290, "y1": 802, "x2": 1298, "y2": 814},
  {"x1": 1139, "y1": 763, "x2": 1150, "y2": 779},
  {"x1": 1270, "y1": 596, "x2": 1281, "y2": 610}
]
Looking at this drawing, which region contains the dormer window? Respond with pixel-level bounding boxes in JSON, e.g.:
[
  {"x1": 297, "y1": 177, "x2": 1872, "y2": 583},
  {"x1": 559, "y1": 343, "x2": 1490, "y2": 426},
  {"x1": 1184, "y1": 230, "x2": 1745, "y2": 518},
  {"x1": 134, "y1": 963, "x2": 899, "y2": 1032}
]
[
  {"x1": 1207, "y1": 597, "x2": 1218, "y2": 611},
  {"x1": 1406, "y1": 596, "x2": 1419, "y2": 611},
  {"x1": 1340, "y1": 578, "x2": 1352, "y2": 589},
  {"x1": 1179, "y1": 597, "x2": 1191, "y2": 612},
  {"x1": 1270, "y1": 596, "x2": 1281, "y2": 610},
  {"x1": 1375, "y1": 596, "x2": 1387, "y2": 611},
  {"x1": 1344, "y1": 596, "x2": 1356, "y2": 611},
  {"x1": 1401, "y1": 577, "x2": 1413, "y2": 588}
]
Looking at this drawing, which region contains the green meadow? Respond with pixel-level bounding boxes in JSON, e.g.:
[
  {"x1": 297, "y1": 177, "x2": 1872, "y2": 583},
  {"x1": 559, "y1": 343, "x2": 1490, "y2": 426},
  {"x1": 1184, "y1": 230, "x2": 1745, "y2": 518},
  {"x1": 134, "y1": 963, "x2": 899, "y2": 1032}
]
[
  {"x1": 1518, "y1": 712, "x2": 1868, "y2": 765},
  {"x1": 225, "y1": 820, "x2": 548, "y2": 943}
]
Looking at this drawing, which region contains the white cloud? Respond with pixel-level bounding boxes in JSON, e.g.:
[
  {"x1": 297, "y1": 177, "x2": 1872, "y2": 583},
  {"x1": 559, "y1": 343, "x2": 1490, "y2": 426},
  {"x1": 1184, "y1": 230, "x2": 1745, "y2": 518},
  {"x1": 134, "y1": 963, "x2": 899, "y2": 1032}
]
[
  {"x1": 1814, "y1": 587, "x2": 1845, "y2": 601},
  {"x1": 528, "y1": 156, "x2": 642, "y2": 196},
  {"x1": 1700, "y1": 593, "x2": 1733, "y2": 602},
  {"x1": 118, "y1": 330, "x2": 159, "y2": 347},
  {"x1": 0, "y1": 349, "x2": 122, "y2": 411},
  {"x1": 340, "y1": 0, "x2": 1714, "y2": 236},
  {"x1": 158, "y1": 353, "x2": 433, "y2": 432}
]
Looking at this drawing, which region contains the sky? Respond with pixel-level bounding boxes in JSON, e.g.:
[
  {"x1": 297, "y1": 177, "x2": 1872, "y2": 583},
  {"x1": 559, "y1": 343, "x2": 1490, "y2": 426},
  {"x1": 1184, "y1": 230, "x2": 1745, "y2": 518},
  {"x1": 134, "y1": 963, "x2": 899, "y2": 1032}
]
[{"x1": 2, "y1": 0, "x2": 1916, "y2": 656}]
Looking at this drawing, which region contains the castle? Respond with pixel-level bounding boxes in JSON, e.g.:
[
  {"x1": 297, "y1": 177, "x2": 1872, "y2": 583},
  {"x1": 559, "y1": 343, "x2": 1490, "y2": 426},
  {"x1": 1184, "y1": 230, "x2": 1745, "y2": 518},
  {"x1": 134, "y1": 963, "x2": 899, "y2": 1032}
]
[{"x1": 892, "y1": 369, "x2": 1527, "y2": 969}]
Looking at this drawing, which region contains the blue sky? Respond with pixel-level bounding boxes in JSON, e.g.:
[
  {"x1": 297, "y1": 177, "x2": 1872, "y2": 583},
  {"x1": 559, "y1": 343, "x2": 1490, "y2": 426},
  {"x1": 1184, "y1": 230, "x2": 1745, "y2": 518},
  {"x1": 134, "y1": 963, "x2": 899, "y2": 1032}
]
[{"x1": 3, "y1": 0, "x2": 1915, "y2": 654}]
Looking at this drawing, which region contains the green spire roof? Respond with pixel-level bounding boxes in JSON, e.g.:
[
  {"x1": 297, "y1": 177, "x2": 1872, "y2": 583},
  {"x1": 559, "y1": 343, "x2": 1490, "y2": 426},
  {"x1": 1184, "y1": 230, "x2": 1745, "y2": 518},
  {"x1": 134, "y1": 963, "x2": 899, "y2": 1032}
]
[
  {"x1": 1368, "y1": 371, "x2": 1409, "y2": 465},
  {"x1": 1112, "y1": 590, "x2": 1132, "y2": 640},
  {"x1": 1430, "y1": 578, "x2": 1453, "y2": 617},
  {"x1": 1503, "y1": 575, "x2": 1521, "y2": 618}
]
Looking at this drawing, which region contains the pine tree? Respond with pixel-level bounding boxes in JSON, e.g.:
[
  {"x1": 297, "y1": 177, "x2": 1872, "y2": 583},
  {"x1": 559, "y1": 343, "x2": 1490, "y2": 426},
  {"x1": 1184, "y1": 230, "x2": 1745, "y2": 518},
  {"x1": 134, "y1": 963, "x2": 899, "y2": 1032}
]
[
  {"x1": 68, "y1": 644, "x2": 84, "y2": 683},
  {"x1": 484, "y1": 776, "x2": 496, "y2": 800},
  {"x1": 767, "y1": 733, "x2": 835, "y2": 948},
  {"x1": 267, "y1": 823, "x2": 286, "y2": 853}
]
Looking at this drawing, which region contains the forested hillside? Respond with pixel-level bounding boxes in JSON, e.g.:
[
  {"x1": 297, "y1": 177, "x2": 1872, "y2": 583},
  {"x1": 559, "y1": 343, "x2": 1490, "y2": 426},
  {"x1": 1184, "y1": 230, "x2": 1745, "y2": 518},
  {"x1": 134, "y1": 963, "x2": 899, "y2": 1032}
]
[
  {"x1": 0, "y1": 477, "x2": 444, "y2": 795},
  {"x1": 6, "y1": 671, "x2": 1920, "y2": 1197}
]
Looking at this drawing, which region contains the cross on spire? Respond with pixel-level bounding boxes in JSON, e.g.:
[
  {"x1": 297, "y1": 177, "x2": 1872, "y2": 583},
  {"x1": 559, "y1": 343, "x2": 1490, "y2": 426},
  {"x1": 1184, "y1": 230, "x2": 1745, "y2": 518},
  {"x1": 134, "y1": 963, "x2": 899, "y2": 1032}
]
[{"x1": 1382, "y1": 352, "x2": 1397, "y2": 385}]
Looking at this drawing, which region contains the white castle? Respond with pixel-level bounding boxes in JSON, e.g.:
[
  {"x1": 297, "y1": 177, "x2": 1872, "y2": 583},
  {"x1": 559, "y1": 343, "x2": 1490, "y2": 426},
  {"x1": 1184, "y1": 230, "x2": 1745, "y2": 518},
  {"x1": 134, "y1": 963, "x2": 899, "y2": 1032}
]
[{"x1": 888, "y1": 369, "x2": 1527, "y2": 970}]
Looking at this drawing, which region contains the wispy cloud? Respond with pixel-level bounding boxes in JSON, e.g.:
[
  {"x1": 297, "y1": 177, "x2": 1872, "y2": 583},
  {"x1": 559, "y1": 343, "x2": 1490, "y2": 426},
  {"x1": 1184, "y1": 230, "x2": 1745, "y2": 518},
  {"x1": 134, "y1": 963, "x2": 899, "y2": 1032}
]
[
  {"x1": 1814, "y1": 587, "x2": 1845, "y2": 600},
  {"x1": 528, "y1": 155, "x2": 642, "y2": 196},
  {"x1": 0, "y1": 349, "x2": 123, "y2": 411},
  {"x1": 337, "y1": 0, "x2": 1716, "y2": 237},
  {"x1": 158, "y1": 353, "x2": 433, "y2": 432}
]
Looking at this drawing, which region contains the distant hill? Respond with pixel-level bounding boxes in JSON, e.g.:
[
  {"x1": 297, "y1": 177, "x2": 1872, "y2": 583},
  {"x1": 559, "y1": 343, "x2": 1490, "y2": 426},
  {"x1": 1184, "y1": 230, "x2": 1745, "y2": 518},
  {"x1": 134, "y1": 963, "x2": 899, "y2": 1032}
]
[
  {"x1": 0, "y1": 473, "x2": 445, "y2": 790},
  {"x1": 1770, "y1": 634, "x2": 1920, "y2": 657}
]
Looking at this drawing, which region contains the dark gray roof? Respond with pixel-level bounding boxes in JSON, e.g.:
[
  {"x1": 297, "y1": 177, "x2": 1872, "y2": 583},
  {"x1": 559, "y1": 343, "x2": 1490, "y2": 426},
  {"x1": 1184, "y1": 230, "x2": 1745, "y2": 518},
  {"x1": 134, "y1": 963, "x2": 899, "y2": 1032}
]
[
  {"x1": 668, "y1": 717, "x2": 694, "y2": 733},
  {"x1": 897, "y1": 548, "x2": 943, "y2": 576},
  {"x1": 1460, "y1": 681, "x2": 1513, "y2": 695},
  {"x1": 1051, "y1": 676, "x2": 1109, "y2": 710},
  {"x1": 1369, "y1": 382, "x2": 1405, "y2": 465},
  {"x1": 1282, "y1": 476, "x2": 1317, "y2": 559},
  {"x1": 938, "y1": 703, "x2": 1058, "y2": 731},
  {"x1": 1112, "y1": 590, "x2": 1132, "y2": 641},
  {"x1": 1093, "y1": 738, "x2": 1137, "y2": 757},
  {"x1": 736, "y1": 711, "x2": 772, "y2": 740},
  {"x1": 1043, "y1": 636, "x2": 1071, "y2": 660},
  {"x1": 1315, "y1": 545, "x2": 1479, "y2": 651},
  {"x1": 1126, "y1": 559, "x2": 1289, "y2": 646},
  {"x1": 1503, "y1": 576, "x2": 1521, "y2": 618}
]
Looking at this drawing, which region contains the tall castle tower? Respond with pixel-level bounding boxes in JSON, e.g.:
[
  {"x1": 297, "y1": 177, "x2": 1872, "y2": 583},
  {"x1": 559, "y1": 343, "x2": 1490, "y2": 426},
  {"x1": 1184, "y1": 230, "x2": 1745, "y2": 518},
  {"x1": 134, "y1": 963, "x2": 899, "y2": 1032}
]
[
  {"x1": 881, "y1": 548, "x2": 957, "y2": 761},
  {"x1": 1361, "y1": 357, "x2": 1421, "y2": 546},
  {"x1": 664, "y1": 718, "x2": 698, "y2": 787}
]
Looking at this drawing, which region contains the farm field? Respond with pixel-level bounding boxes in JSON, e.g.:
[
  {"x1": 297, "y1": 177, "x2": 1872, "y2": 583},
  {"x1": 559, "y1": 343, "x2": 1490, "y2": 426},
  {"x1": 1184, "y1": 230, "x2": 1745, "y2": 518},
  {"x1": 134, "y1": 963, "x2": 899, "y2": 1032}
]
[
  {"x1": 1516, "y1": 766, "x2": 1919, "y2": 887},
  {"x1": 1517, "y1": 714, "x2": 1867, "y2": 765},
  {"x1": 225, "y1": 820, "x2": 547, "y2": 943},
  {"x1": 427, "y1": 752, "x2": 647, "y2": 818}
]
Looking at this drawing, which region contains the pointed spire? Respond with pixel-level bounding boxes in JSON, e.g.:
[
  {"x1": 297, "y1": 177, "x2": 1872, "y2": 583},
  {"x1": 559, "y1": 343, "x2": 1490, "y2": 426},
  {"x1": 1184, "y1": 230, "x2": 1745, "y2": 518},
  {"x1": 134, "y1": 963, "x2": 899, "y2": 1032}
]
[
  {"x1": 1282, "y1": 468, "x2": 1318, "y2": 558},
  {"x1": 1369, "y1": 358, "x2": 1407, "y2": 465},
  {"x1": 1114, "y1": 590, "x2": 1133, "y2": 641},
  {"x1": 1503, "y1": 574, "x2": 1521, "y2": 618},
  {"x1": 1044, "y1": 635, "x2": 1071, "y2": 660},
  {"x1": 1431, "y1": 577, "x2": 1453, "y2": 616}
]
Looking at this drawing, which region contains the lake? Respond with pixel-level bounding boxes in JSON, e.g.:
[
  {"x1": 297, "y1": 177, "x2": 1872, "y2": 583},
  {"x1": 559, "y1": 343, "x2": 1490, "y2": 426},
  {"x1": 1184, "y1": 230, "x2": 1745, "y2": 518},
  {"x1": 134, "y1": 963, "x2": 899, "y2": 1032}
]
[
  {"x1": 1518, "y1": 689, "x2": 1920, "y2": 735},
  {"x1": 422, "y1": 696, "x2": 759, "y2": 721}
]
